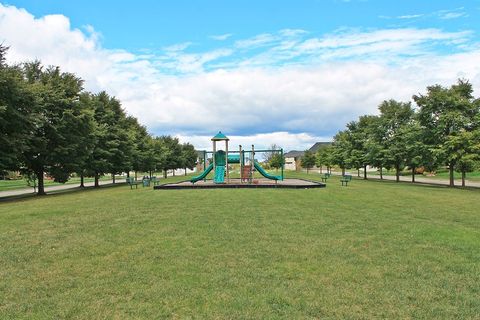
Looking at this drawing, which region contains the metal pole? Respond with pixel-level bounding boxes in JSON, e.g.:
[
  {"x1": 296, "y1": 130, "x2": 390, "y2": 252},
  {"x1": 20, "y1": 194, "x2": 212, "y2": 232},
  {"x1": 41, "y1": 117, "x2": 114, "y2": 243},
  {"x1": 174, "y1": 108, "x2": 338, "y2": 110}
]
[
  {"x1": 203, "y1": 150, "x2": 207, "y2": 182},
  {"x1": 213, "y1": 142, "x2": 216, "y2": 170},
  {"x1": 251, "y1": 144, "x2": 255, "y2": 181},
  {"x1": 281, "y1": 148, "x2": 284, "y2": 181},
  {"x1": 226, "y1": 140, "x2": 229, "y2": 183},
  {"x1": 239, "y1": 145, "x2": 243, "y2": 183}
]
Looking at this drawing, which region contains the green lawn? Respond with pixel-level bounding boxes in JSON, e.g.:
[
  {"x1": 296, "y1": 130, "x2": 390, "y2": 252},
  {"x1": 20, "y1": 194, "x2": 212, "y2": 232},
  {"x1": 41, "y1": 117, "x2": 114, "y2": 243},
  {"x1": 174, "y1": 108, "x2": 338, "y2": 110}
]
[{"x1": 0, "y1": 173, "x2": 479, "y2": 318}]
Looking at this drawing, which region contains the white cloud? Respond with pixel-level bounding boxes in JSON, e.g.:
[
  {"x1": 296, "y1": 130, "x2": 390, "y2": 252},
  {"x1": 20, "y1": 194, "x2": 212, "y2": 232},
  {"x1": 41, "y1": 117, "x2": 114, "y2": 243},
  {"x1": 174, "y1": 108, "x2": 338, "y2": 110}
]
[
  {"x1": 1, "y1": 3, "x2": 480, "y2": 151},
  {"x1": 397, "y1": 14, "x2": 424, "y2": 19},
  {"x1": 210, "y1": 33, "x2": 232, "y2": 41},
  {"x1": 176, "y1": 132, "x2": 329, "y2": 153}
]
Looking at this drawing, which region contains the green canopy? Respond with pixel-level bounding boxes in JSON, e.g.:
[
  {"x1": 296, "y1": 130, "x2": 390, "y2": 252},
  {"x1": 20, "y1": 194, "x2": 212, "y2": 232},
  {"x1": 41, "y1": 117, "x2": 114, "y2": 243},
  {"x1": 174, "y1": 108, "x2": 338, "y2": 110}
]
[{"x1": 211, "y1": 131, "x2": 229, "y2": 141}]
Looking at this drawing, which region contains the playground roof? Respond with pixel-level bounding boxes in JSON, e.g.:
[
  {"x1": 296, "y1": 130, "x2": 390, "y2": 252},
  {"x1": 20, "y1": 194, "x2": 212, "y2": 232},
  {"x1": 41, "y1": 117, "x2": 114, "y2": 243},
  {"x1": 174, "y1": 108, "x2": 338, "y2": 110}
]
[{"x1": 211, "y1": 131, "x2": 229, "y2": 141}]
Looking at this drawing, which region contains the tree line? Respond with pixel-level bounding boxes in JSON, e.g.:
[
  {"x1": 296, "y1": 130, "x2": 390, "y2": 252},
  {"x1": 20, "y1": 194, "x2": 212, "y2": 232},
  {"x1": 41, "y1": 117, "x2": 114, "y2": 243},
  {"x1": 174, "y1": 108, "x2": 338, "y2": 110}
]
[
  {"x1": 0, "y1": 45, "x2": 198, "y2": 195},
  {"x1": 313, "y1": 80, "x2": 480, "y2": 187}
]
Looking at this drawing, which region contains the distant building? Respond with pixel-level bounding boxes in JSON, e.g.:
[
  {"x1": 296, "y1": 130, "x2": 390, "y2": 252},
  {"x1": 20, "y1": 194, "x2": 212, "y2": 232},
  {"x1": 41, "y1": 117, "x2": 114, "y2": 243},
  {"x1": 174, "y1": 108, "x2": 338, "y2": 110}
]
[
  {"x1": 284, "y1": 142, "x2": 332, "y2": 171},
  {"x1": 284, "y1": 150, "x2": 305, "y2": 170}
]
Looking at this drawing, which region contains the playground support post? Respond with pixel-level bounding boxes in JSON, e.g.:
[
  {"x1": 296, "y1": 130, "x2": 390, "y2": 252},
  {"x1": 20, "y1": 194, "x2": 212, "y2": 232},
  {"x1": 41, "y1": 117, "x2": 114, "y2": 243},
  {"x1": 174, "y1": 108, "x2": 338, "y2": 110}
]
[
  {"x1": 239, "y1": 145, "x2": 243, "y2": 183},
  {"x1": 226, "y1": 140, "x2": 229, "y2": 183},
  {"x1": 251, "y1": 144, "x2": 255, "y2": 181},
  {"x1": 213, "y1": 141, "x2": 216, "y2": 170},
  {"x1": 203, "y1": 150, "x2": 207, "y2": 182},
  {"x1": 281, "y1": 148, "x2": 284, "y2": 181}
]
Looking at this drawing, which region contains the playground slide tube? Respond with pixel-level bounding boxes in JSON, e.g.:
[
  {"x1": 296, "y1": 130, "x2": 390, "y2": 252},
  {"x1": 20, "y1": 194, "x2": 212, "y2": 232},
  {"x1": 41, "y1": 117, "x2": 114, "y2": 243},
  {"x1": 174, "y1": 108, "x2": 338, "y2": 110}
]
[
  {"x1": 191, "y1": 163, "x2": 213, "y2": 183},
  {"x1": 253, "y1": 161, "x2": 282, "y2": 181}
]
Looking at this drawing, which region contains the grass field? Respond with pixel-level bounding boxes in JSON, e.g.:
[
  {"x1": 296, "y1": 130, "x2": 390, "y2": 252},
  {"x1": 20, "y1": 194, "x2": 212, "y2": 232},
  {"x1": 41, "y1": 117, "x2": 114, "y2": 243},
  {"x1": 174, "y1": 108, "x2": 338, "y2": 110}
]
[{"x1": 1, "y1": 173, "x2": 479, "y2": 318}]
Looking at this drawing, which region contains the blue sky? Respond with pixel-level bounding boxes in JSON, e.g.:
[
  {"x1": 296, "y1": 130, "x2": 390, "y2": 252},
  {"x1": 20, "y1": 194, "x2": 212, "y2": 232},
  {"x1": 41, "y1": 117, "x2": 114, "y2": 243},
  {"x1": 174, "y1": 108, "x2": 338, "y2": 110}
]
[
  {"x1": 1, "y1": 1, "x2": 479, "y2": 149},
  {"x1": 4, "y1": 0, "x2": 478, "y2": 50}
]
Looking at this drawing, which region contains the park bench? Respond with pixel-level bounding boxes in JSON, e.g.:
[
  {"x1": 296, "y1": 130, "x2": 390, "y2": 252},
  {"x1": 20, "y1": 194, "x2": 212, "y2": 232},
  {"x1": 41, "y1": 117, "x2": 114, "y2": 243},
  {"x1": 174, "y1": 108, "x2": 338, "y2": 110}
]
[
  {"x1": 126, "y1": 177, "x2": 139, "y2": 189},
  {"x1": 142, "y1": 177, "x2": 151, "y2": 187},
  {"x1": 151, "y1": 176, "x2": 160, "y2": 186},
  {"x1": 340, "y1": 175, "x2": 352, "y2": 186},
  {"x1": 321, "y1": 173, "x2": 331, "y2": 182}
]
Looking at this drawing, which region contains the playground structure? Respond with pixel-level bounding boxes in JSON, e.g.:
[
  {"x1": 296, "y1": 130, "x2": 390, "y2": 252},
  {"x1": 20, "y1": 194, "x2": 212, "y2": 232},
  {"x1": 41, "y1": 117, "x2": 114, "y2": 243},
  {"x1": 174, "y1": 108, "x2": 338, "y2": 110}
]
[{"x1": 190, "y1": 132, "x2": 284, "y2": 184}]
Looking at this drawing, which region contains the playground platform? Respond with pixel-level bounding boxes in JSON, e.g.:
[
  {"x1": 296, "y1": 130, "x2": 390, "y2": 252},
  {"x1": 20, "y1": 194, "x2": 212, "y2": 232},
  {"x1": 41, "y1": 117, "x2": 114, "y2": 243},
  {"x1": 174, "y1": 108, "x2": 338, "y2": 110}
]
[{"x1": 154, "y1": 178, "x2": 325, "y2": 190}]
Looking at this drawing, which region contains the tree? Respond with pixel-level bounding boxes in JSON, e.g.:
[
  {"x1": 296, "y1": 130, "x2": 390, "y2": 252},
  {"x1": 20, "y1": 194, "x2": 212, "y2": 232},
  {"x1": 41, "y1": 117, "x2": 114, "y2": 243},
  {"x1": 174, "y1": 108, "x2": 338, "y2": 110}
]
[
  {"x1": 180, "y1": 143, "x2": 198, "y2": 176},
  {"x1": 378, "y1": 99, "x2": 414, "y2": 182},
  {"x1": 301, "y1": 150, "x2": 315, "y2": 174},
  {"x1": 21, "y1": 62, "x2": 93, "y2": 195},
  {"x1": 402, "y1": 121, "x2": 429, "y2": 183},
  {"x1": 318, "y1": 146, "x2": 334, "y2": 174},
  {"x1": 269, "y1": 153, "x2": 284, "y2": 171},
  {"x1": 346, "y1": 117, "x2": 376, "y2": 179},
  {"x1": 414, "y1": 79, "x2": 479, "y2": 187},
  {"x1": 0, "y1": 46, "x2": 35, "y2": 174},
  {"x1": 450, "y1": 130, "x2": 480, "y2": 187},
  {"x1": 157, "y1": 136, "x2": 182, "y2": 178},
  {"x1": 331, "y1": 130, "x2": 352, "y2": 176}
]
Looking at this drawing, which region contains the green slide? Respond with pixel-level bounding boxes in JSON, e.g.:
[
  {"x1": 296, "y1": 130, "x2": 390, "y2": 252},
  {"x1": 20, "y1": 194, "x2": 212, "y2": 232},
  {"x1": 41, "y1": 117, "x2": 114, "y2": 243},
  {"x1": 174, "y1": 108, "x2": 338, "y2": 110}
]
[
  {"x1": 214, "y1": 165, "x2": 225, "y2": 183},
  {"x1": 191, "y1": 163, "x2": 213, "y2": 183},
  {"x1": 254, "y1": 161, "x2": 282, "y2": 181}
]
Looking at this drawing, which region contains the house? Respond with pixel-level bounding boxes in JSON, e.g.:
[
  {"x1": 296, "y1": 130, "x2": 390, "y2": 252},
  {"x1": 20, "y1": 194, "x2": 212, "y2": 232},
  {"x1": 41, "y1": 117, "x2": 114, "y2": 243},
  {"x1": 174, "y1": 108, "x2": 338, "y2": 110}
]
[
  {"x1": 284, "y1": 142, "x2": 332, "y2": 171},
  {"x1": 283, "y1": 150, "x2": 304, "y2": 170}
]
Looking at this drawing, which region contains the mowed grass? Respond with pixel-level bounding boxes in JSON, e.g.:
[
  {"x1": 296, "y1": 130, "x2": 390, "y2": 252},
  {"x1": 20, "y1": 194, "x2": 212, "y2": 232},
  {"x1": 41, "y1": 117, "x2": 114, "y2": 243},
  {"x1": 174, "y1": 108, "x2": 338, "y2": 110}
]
[{"x1": 0, "y1": 174, "x2": 479, "y2": 319}]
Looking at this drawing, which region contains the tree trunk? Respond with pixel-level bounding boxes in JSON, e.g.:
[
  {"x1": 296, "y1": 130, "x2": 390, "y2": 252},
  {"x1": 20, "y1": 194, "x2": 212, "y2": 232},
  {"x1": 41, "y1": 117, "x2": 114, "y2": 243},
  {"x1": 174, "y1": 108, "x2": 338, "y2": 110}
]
[
  {"x1": 185, "y1": 168, "x2": 187, "y2": 176},
  {"x1": 94, "y1": 173, "x2": 100, "y2": 187},
  {"x1": 36, "y1": 169, "x2": 46, "y2": 196},
  {"x1": 135, "y1": 171, "x2": 137, "y2": 181},
  {"x1": 112, "y1": 173, "x2": 115, "y2": 184},
  {"x1": 449, "y1": 164, "x2": 455, "y2": 187},
  {"x1": 80, "y1": 173, "x2": 84, "y2": 188},
  {"x1": 163, "y1": 170, "x2": 167, "y2": 179},
  {"x1": 395, "y1": 164, "x2": 400, "y2": 182},
  {"x1": 173, "y1": 170, "x2": 175, "y2": 177},
  {"x1": 411, "y1": 166, "x2": 415, "y2": 183},
  {"x1": 150, "y1": 170, "x2": 153, "y2": 178},
  {"x1": 127, "y1": 171, "x2": 130, "y2": 178},
  {"x1": 307, "y1": 168, "x2": 309, "y2": 174},
  {"x1": 320, "y1": 166, "x2": 323, "y2": 174},
  {"x1": 363, "y1": 165, "x2": 367, "y2": 180},
  {"x1": 462, "y1": 170, "x2": 466, "y2": 187},
  {"x1": 341, "y1": 167, "x2": 345, "y2": 176},
  {"x1": 380, "y1": 167, "x2": 383, "y2": 180},
  {"x1": 357, "y1": 169, "x2": 360, "y2": 177}
]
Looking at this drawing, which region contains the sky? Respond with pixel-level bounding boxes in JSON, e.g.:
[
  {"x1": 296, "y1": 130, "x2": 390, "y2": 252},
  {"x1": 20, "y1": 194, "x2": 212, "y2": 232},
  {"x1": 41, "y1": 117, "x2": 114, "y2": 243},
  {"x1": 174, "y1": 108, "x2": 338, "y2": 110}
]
[{"x1": 1, "y1": 0, "x2": 480, "y2": 150}]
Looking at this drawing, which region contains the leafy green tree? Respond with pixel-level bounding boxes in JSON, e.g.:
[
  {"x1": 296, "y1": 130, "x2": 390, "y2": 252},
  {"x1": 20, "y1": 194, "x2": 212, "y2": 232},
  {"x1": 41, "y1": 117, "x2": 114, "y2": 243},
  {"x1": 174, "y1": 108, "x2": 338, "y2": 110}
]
[
  {"x1": 128, "y1": 119, "x2": 155, "y2": 179},
  {"x1": 0, "y1": 46, "x2": 35, "y2": 174},
  {"x1": 269, "y1": 153, "x2": 284, "y2": 171},
  {"x1": 402, "y1": 121, "x2": 429, "y2": 183},
  {"x1": 180, "y1": 143, "x2": 198, "y2": 175},
  {"x1": 331, "y1": 130, "x2": 352, "y2": 176},
  {"x1": 21, "y1": 62, "x2": 94, "y2": 195},
  {"x1": 315, "y1": 144, "x2": 333, "y2": 174},
  {"x1": 301, "y1": 150, "x2": 316, "y2": 174},
  {"x1": 378, "y1": 99, "x2": 414, "y2": 182},
  {"x1": 157, "y1": 136, "x2": 182, "y2": 178},
  {"x1": 85, "y1": 92, "x2": 116, "y2": 187},
  {"x1": 450, "y1": 130, "x2": 480, "y2": 186},
  {"x1": 414, "y1": 80, "x2": 479, "y2": 187}
]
